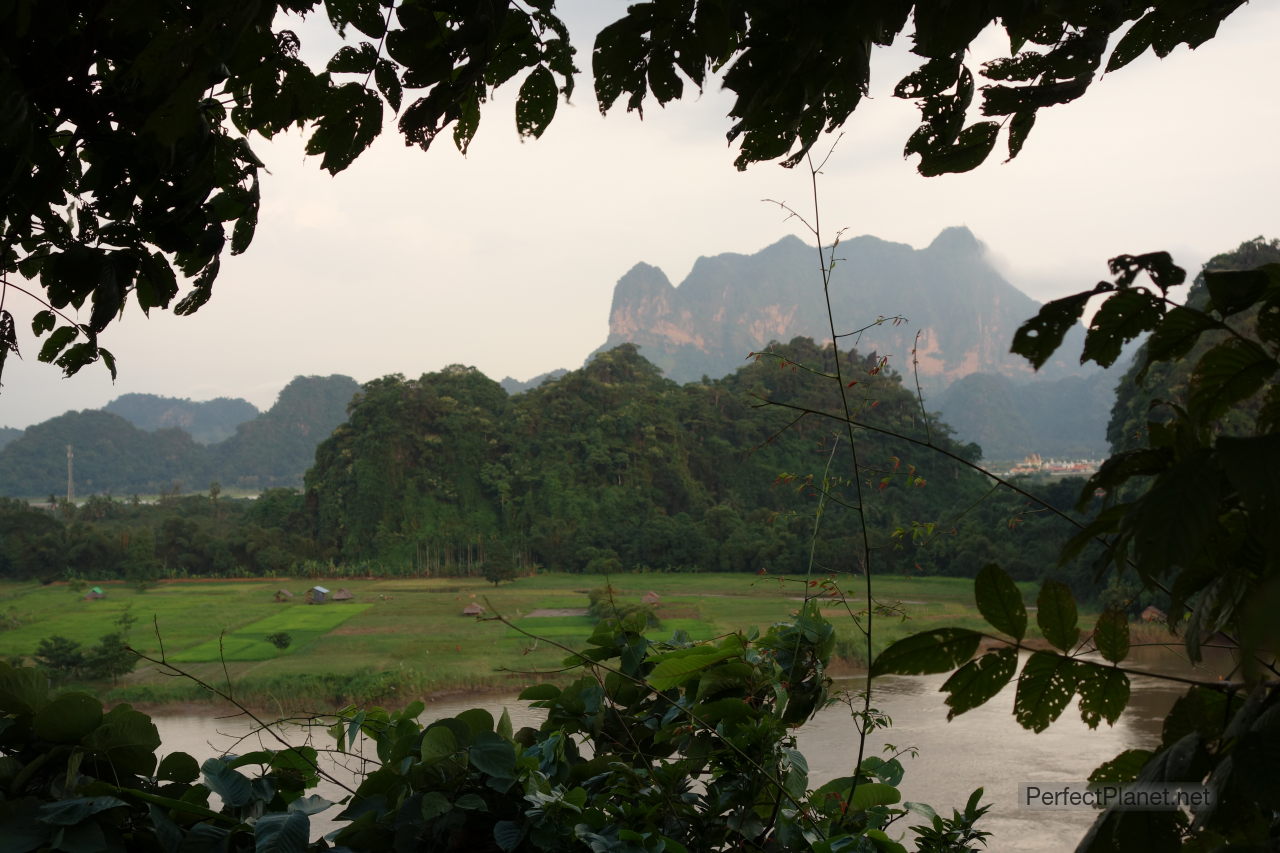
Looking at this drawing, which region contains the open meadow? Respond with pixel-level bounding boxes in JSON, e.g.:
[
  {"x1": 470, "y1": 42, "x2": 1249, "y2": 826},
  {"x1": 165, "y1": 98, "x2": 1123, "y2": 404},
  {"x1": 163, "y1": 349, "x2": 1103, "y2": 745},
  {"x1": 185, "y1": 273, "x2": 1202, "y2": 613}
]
[{"x1": 0, "y1": 572, "x2": 1045, "y2": 710}]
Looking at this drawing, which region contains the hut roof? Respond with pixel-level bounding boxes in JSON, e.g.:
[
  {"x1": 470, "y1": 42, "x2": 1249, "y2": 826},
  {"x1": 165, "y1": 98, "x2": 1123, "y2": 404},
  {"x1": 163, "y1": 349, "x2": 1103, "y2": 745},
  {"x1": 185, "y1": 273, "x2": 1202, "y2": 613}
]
[
  {"x1": 311, "y1": 586, "x2": 330, "y2": 595},
  {"x1": 642, "y1": 591, "x2": 661, "y2": 605},
  {"x1": 462, "y1": 602, "x2": 486, "y2": 616},
  {"x1": 275, "y1": 589, "x2": 294, "y2": 598},
  {"x1": 90, "y1": 586, "x2": 104, "y2": 595},
  {"x1": 332, "y1": 589, "x2": 355, "y2": 601}
]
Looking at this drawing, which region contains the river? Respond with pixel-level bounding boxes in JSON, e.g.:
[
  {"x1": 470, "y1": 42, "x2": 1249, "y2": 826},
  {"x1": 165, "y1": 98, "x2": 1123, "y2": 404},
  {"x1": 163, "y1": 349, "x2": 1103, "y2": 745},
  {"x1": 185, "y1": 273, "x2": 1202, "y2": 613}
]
[{"x1": 151, "y1": 647, "x2": 1222, "y2": 852}]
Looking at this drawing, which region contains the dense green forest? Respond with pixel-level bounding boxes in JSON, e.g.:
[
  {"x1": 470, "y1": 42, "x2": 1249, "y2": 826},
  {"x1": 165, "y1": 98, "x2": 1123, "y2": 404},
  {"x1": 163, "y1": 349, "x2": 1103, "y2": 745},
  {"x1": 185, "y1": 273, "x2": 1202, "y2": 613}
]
[
  {"x1": 0, "y1": 341, "x2": 1102, "y2": 597},
  {"x1": 102, "y1": 393, "x2": 260, "y2": 445}
]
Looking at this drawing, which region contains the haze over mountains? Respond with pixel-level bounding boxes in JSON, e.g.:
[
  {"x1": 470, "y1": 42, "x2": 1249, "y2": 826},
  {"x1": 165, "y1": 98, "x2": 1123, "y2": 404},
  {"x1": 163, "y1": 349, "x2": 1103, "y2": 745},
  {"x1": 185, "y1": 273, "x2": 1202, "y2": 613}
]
[{"x1": 0, "y1": 227, "x2": 1117, "y2": 494}]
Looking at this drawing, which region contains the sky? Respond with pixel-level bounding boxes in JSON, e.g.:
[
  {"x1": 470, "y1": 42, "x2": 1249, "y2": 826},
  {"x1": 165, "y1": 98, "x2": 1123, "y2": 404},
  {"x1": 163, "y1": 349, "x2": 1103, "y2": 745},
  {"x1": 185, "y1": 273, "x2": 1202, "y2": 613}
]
[{"x1": 2, "y1": 2, "x2": 1278, "y2": 430}]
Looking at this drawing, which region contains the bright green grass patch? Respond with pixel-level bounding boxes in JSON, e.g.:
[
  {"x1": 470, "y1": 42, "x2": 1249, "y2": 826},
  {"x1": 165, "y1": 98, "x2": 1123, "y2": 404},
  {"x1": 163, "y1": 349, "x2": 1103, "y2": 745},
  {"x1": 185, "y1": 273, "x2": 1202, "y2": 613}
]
[{"x1": 171, "y1": 604, "x2": 371, "y2": 662}]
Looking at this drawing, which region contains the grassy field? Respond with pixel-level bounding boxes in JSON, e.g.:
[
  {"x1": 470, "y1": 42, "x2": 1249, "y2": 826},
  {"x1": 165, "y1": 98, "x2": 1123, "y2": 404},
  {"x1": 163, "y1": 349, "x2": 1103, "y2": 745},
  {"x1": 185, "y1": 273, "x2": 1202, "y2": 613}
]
[{"x1": 0, "y1": 572, "x2": 1046, "y2": 710}]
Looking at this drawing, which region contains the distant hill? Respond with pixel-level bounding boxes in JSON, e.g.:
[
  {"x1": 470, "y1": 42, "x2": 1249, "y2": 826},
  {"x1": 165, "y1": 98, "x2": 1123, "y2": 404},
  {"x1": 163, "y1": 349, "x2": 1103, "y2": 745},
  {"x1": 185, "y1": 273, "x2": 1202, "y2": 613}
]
[
  {"x1": 104, "y1": 393, "x2": 259, "y2": 444},
  {"x1": 0, "y1": 427, "x2": 20, "y2": 451},
  {"x1": 595, "y1": 228, "x2": 1089, "y2": 391},
  {"x1": 0, "y1": 375, "x2": 360, "y2": 497},
  {"x1": 500, "y1": 369, "x2": 569, "y2": 395},
  {"x1": 932, "y1": 371, "x2": 1116, "y2": 462},
  {"x1": 212, "y1": 375, "x2": 361, "y2": 490}
]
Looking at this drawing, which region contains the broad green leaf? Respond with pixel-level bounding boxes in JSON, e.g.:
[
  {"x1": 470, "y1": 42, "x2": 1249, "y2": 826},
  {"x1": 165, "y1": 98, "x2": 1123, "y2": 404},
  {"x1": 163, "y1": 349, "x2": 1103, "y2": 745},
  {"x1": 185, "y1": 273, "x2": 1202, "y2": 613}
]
[
  {"x1": 496, "y1": 708, "x2": 513, "y2": 742},
  {"x1": 864, "y1": 828, "x2": 908, "y2": 853},
  {"x1": 870, "y1": 628, "x2": 981, "y2": 677},
  {"x1": 850, "y1": 781, "x2": 902, "y2": 811},
  {"x1": 860, "y1": 755, "x2": 904, "y2": 786},
  {"x1": 36, "y1": 796, "x2": 127, "y2": 826},
  {"x1": 1014, "y1": 651, "x2": 1077, "y2": 733},
  {"x1": 1089, "y1": 749, "x2": 1151, "y2": 784},
  {"x1": 1139, "y1": 306, "x2": 1217, "y2": 378},
  {"x1": 254, "y1": 811, "x2": 309, "y2": 853},
  {"x1": 974, "y1": 563, "x2": 1026, "y2": 640},
  {"x1": 38, "y1": 325, "x2": 79, "y2": 363},
  {"x1": 82, "y1": 705, "x2": 159, "y2": 776},
  {"x1": 1093, "y1": 609, "x2": 1130, "y2": 663},
  {"x1": 516, "y1": 65, "x2": 558, "y2": 139},
  {"x1": 33, "y1": 692, "x2": 101, "y2": 743},
  {"x1": 469, "y1": 732, "x2": 516, "y2": 780},
  {"x1": 456, "y1": 708, "x2": 494, "y2": 736},
  {"x1": 941, "y1": 647, "x2": 1017, "y2": 720},
  {"x1": 518, "y1": 683, "x2": 560, "y2": 701},
  {"x1": 455, "y1": 793, "x2": 488, "y2": 811},
  {"x1": 647, "y1": 647, "x2": 739, "y2": 691},
  {"x1": 421, "y1": 791, "x2": 452, "y2": 821},
  {"x1": 1036, "y1": 580, "x2": 1080, "y2": 652},
  {"x1": 1075, "y1": 662, "x2": 1130, "y2": 728},
  {"x1": 201, "y1": 758, "x2": 252, "y2": 808},
  {"x1": 0, "y1": 662, "x2": 49, "y2": 715},
  {"x1": 287, "y1": 794, "x2": 333, "y2": 816},
  {"x1": 494, "y1": 820, "x2": 525, "y2": 852},
  {"x1": 420, "y1": 726, "x2": 457, "y2": 763}
]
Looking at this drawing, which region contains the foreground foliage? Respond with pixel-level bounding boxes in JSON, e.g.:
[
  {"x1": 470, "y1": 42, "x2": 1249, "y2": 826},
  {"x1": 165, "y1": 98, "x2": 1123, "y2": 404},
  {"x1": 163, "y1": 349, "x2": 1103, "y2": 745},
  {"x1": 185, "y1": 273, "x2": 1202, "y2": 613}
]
[
  {"x1": 0, "y1": 606, "x2": 986, "y2": 852},
  {"x1": 874, "y1": 247, "x2": 1280, "y2": 851}
]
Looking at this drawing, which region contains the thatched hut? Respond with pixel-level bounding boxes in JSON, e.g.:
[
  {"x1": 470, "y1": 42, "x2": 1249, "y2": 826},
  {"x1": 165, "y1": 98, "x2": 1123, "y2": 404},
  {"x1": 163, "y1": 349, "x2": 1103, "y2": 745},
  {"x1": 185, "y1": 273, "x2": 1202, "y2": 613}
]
[
  {"x1": 306, "y1": 586, "x2": 330, "y2": 604},
  {"x1": 332, "y1": 588, "x2": 355, "y2": 602},
  {"x1": 273, "y1": 589, "x2": 294, "y2": 603},
  {"x1": 642, "y1": 591, "x2": 661, "y2": 606},
  {"x1": 461, "y1": 602, "x2": 486, "y2": 616}
]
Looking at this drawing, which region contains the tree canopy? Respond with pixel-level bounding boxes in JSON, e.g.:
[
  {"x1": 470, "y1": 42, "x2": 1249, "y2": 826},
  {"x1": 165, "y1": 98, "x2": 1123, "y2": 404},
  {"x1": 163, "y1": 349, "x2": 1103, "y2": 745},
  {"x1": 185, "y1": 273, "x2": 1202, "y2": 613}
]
[{"x1": 0, "y1": 0, "x2": 1251, "y2": 384}]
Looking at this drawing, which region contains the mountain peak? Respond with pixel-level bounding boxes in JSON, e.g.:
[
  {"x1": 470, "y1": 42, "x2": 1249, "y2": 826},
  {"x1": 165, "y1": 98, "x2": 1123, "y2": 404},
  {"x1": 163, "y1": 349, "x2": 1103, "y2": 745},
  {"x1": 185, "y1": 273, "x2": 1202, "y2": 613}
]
[{"x1": 926, "y1": 225, "x2": 981, "y2": 253}]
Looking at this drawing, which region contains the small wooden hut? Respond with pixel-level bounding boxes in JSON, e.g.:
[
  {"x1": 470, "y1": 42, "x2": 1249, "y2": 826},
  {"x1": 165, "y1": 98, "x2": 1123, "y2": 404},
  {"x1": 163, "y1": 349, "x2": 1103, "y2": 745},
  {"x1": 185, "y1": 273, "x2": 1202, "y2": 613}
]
[
  {"x1": 273, "y1": 589, "x2": 294, "y2": 603},
  {"x1": 461, "y1": 602, "x2": 486, "y2": 616},
  {"x1": 83, "y1": 586, "x2": 106, "y2": 601},
  {"x1": 306, "y1": 585, "x2": 330, "y2": 604},
  {"x1": 332, "y1": 588, "x2": 355, "y2": 602},
  {"x1": 641, "y1": 591, "x2": 661, "y2": 606}
]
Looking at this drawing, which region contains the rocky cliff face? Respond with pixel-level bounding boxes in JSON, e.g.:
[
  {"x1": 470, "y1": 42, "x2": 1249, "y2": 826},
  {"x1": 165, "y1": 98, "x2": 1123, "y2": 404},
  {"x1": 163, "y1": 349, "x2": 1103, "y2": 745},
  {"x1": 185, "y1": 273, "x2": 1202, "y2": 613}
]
[{"x1": 596, "y1": 228, "x2": 1087, "y2": 390}]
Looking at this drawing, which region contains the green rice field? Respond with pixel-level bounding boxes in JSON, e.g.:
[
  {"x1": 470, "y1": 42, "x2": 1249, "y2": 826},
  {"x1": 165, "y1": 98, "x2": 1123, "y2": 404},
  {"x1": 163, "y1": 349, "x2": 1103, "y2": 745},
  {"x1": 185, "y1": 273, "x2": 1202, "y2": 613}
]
[{"x1": 0, "y1": 572, "x2": 1043, "y2": 710}]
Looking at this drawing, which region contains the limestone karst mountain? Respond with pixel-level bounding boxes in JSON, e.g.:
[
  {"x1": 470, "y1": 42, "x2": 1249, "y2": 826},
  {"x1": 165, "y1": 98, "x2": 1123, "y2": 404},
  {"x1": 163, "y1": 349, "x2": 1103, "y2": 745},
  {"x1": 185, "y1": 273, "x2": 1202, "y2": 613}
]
[{"x1": 595, "y1": 228, "x2": 1089, "y2": 392}]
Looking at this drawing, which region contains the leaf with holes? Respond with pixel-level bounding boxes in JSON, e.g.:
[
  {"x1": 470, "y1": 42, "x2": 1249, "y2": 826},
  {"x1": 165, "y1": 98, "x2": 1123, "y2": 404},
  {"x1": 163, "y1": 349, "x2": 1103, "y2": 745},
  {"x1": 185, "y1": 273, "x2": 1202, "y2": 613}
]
[
  {"x1": 870, "y1": 628, "x2": 980, "y2": 677},
  {"x1": 941, "y1": 647, "x2": 1017, "y2": 720},
  {"x1": 1093, "y1": 609, "x2": 1129, "y2": 664},
  {"x1": 1075, "y1": 662, "x2": 1130, "y2": 728},
  {"x1": 1189, "y1": 338, "x2": 1275, "y2": 423},
  {"x1": 1014, "y1": 651, "x2": 1077, "y2": 733},
  {"x1": 516, "y1": 66, "x2": 558, "y2": 139}
]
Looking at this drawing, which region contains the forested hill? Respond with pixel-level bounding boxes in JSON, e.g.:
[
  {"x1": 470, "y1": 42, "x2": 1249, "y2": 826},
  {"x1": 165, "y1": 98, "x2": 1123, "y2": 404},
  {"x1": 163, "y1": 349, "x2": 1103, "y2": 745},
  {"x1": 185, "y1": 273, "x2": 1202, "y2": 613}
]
[
  {"x1": 306, "y1": 342, "x2": 1086, "y2": 583},
  {"x1": 0, "y1": 375, "x2": 359, "y2": 497},
  {"x1": 103, "y1": 393, "x2": 259, "y2": 444}
]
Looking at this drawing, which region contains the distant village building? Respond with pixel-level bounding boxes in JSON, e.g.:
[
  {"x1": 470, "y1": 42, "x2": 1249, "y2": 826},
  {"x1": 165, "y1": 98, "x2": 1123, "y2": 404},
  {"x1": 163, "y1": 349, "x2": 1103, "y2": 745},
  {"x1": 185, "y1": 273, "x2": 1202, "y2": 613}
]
[
  {"x1": 332, "y1": 588, "x2": 355, "y2": 602},
  {"x1": 642, "y1": 591, "x2": 661, "y2": 605},
  {"x1": 274, "y1": 589, "x2": 294, "y2": 603},
  {"x1": 83, "y1": 586, "x2": 106, "y2": 601},
  {"x1": 462, "y1": 602, "x2": 486, "y2": 616},
  {"x1": 306, "y1": 586, "x2": 330, "y2": 604}
]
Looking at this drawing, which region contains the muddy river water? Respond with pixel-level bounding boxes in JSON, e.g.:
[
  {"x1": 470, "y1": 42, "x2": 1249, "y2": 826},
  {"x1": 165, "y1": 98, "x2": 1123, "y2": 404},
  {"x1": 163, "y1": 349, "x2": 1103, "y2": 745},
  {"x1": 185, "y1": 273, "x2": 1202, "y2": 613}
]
[{"x1": 151, "y1": 646, "x2": 1226, "y2": 852}]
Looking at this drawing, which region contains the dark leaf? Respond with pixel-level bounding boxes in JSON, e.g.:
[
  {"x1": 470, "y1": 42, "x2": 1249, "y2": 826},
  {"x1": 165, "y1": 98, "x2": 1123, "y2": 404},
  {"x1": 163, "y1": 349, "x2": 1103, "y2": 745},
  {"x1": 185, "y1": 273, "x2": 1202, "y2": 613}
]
[
  {"x1": 1011, "y1": 289, "x2": 1097, "y2": 369},
  {"x1": 306, "y1": 84, "x2": 383, "y2": 174},
  {"x1": 469, "y1": 733, "x2": 516, "y2": 780},
  {"x1": 516, "y1": 65, "x2": 558, "y2": 139},
  {"x1": 870, "y1": 628, "x2": 981, "y2": 677},
  {"x1": 31, "y1": 310, "x2": 57, "y2": 335},
  {"x1": 1106, "y1": 14, "x2": 1157, "y2": 71},
  {"x1": 1093, "y1": 609, "x2": 1130, "y2": 664},
  {"x1": 1006, "y1": 110, "x2": 1035, "y2": 160},
  {"x1": 1075, "y1": 662, "x2": 1130, "y2": 728},
  {"x1": 328, "y1": 44, "x2": 379, "y2": 75},
  {"x1": 1089, "y1": 749, "x2": 1152, "y2": 784},
  {"x1": 374, "y1": 59, "x2": 402, "y2": 113},
  {"x1": 494, "y1": 820, "x2": 525, "y2": 852},
  {"x1": 1139, "y1": 306, "x2": 1218, "y2": 379},
  {"x1": 1083, "y1": 289, "x2": 1164, "y2": 368},
  {"x1": 915, "y1": 121, "x2": 1000, "y2": 176},
  {"x1": 201, "y1": 758, "x2": 253, "y2": 808},
  {"x1": 37, "y1": 796, "x2": 127, "y2": 826},
  {"x1": 974, "y1": 563, "x2": 1027, "y2": 640},
  {"x1": 1014, "y1": 651, "x2": 1077, "y2": 733},
  {"x1": 1036, "y1": 580, "x2": 1079, "y2": 652},
  {"x1": 38, "y1": 325, "x2": 79, "y2": 363},
  {"x1": 1203, "y1": 265, "x2": 1278, "y2": 316},
  {"x1": 254, "y1": 811, "x2": 309, "y2": 853},
  {"x1": 157, "y1": 752, "x2": 200, "y2": 784},
  {"x1": 1188, "y1": 338, "x2": 1275, "y2": 423},
  {"x1": 1108, "y1": 252, "x2": 1185, "y2": 291},
  {"x1": 941, "y1": 647, "x2": 1017, "y2": 720}
]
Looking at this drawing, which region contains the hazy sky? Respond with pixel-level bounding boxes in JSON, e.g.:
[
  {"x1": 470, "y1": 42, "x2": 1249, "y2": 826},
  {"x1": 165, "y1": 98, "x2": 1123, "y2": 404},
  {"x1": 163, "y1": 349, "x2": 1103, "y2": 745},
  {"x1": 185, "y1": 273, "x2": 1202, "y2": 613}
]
[{"x1": 2, "y1": 2, "x2": 1277, "y2": 430}]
